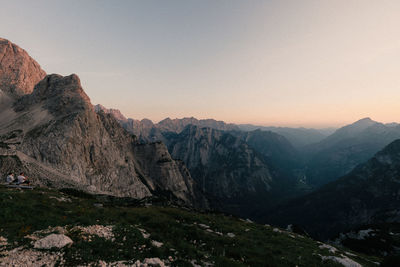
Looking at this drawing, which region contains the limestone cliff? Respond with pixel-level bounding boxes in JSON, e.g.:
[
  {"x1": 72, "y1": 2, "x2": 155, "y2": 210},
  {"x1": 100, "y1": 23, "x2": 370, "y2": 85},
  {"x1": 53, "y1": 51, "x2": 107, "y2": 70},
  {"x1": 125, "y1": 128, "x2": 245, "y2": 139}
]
[
  {"x1": 0, "y1": 38, "x2": 46, "y2": 97},
  {"x1": 0, "y1": 38, "x2": 206, "y2": 208}
]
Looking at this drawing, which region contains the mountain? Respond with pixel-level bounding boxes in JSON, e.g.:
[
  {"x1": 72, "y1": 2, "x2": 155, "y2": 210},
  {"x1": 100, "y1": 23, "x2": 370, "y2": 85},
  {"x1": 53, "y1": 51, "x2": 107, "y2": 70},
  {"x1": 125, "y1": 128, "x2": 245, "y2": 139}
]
[
  {"x1": 238, "y1": 124, "x2": 329, "y2": 148},
  {"x1": 157, "y1": 117, "x2": 240, "y2": 132},
  {"x1": 95, "y1": 105, "x2": 309, "y2": 216},
  {"x1": 0, "y1": 38, "x2": 206, "y2": 208},
  {"x1": 235, "y1": 129, "x2": 301, "y2": 171},
  {"x1": 94, "y1": 104, "x2": 128, "y2": 122},
  {"x1": 304, "y1": 117, "x2": 400, "y2": 187},
  {"x1": 0, "y1": 38, "x2": 46, "y2": 97},
  {"x1": 162, "y1": 125, "x2": 299, "y2": 218},
  {"x1": 94, "y1": 104, "x2": 240, "y2": 143},
  {"x1": 266, "y1": 139, "x2": 400, "y2": 240}
]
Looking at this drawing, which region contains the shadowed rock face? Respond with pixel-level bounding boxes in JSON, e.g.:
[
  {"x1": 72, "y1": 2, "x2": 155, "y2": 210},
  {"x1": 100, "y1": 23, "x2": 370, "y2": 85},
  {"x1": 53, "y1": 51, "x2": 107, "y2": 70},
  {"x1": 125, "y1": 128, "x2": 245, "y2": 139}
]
[
  {"x1": 0, "y1": 38, "x2": 46, "y2": 97},
  {"x1": 303, "y1": 118, "x2": 400, "y2": 187},
  {"x1": 0, "y1": 38, "x2": 206, "y2": 208},
  {"x1": 162, "y1": 125, "x2": 283, "y2": 217}
]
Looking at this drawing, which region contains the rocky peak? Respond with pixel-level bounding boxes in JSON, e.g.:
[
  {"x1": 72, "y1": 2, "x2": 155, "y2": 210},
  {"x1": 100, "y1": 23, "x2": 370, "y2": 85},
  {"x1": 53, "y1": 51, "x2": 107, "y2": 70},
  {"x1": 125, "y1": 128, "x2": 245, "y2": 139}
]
[
  {"x1": 351, "y1": 117, "x2": 377, "y2": 127},
  {"x1": 94, "y1": 104, "x2": 127, "y2": 122},
  {"x1": 15, "y1": 74, "x2": 92, "y2": 115},
  {"x1": 0, "y1": 38, "x2": 46, "y2": 97}
]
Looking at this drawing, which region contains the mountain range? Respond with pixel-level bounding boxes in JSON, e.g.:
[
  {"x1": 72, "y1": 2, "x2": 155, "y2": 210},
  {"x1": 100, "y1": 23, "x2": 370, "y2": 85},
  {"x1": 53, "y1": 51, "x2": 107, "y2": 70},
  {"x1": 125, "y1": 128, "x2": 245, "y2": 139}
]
[
  {"x1": 3, "y1": 37, "x2": 400, "y2": 264},
  {"x1": 303, "y1": 117, "x2": 400, "y2": 187},
  {"x1": 266, "y1": 138, "x2": 400, "y2": 241}
]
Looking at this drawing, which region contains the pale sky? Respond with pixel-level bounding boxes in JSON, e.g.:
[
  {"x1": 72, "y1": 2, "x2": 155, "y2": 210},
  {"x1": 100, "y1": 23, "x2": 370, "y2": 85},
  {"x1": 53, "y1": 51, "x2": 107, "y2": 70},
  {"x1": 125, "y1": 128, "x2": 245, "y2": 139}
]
[{"x1": 1, "y1": 0, "x2": 400, "y2": 128}]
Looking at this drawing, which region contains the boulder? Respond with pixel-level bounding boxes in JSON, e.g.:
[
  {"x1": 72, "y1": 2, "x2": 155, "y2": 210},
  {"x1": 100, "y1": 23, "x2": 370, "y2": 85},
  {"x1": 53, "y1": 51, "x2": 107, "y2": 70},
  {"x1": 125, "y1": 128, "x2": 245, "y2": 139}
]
[{"x1": 33, "y1": 234, "x2": 73, "y2": 249}]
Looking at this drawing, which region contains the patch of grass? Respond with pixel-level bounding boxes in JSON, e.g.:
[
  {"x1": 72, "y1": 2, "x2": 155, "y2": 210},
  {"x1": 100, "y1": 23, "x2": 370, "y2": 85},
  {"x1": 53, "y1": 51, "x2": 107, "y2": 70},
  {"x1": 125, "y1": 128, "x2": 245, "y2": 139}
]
[{"x1": 0, "y1": 185, "x2": 380, "y2": 266}]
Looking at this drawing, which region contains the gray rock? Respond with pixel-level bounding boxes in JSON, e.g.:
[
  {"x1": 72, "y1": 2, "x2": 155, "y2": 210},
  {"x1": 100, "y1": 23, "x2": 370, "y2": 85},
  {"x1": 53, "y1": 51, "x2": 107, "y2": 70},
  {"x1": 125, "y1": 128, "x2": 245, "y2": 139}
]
[{"x1": 33, "y1": 234, "x2": 73, "y2": 249}]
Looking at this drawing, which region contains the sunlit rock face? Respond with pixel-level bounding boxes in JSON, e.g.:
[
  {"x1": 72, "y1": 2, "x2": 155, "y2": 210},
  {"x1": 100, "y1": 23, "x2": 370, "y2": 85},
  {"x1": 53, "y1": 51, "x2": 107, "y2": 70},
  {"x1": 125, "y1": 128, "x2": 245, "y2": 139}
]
[
  {"x1": 0, "y1": 38, "x2": 206, "y2": 208},
  {"x1": 0, "y1": 38, "x2": 46, "y2": 97}
]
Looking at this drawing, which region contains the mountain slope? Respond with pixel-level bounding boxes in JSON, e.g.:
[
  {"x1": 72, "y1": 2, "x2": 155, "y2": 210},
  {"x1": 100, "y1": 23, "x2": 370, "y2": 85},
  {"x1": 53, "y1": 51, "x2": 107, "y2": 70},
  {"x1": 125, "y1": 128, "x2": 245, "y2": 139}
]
[
  {"x1": 0, "y1": 38, "x2": 205, "y2": 207},
  {"x1": 304, "y1": 118, "x2": 400, "y2": 187},
  {"x1": 266, "y1": 139, "x2": 400, "y2": 240},
  {"x1": 0, "y1": 185, "x2": 376, "y2": 266},
  {"x1": 236, "y1": 129, "x2": 302, "y2": 171},
  {"x1": 163, "y1": 125, "x2": 299, "y2": 218}
]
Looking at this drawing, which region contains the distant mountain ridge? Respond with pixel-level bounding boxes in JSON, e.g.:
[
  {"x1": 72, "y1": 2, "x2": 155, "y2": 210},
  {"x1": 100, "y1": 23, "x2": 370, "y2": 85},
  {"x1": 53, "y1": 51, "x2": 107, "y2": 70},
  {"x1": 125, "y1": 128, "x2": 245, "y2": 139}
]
[
  {"x1": 163, "y1": 125, "x2": 298, "y2": 217},
  {"x1": 238, "y1": 124, "x2": 331, "y2": 148},
  {"x1": 95, "y1": 105, "x2": 304, "y2": 218},
  {"x1": 303, "y1": 117, "x2": 400, "y2": 187},
  {"x1": 94, "y1": 104, "x2": 239, "y2": 143}
]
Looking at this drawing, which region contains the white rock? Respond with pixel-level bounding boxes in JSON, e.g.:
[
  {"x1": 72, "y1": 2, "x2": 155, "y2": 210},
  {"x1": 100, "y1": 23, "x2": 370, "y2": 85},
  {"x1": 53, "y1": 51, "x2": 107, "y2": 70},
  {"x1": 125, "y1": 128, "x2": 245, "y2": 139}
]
[
  {"x1": 33, "y1": 234, "x2": 73, "y2": 249},
  {"x1": 198, "y1": 223, "x2": 210, "y2": 229},
  {"x1": 320, "y1": 254, "x2": 362, "y2": 267},
  {"x1": 319, "y1": 244, "x2": 338, "y2": 253},
  {"x1": 151, "y1": 240, "x2": 163, "y2": 248},
  {"x1": 0, "y1": 236, "x2": 8, "y2": 246},
  {"x1": 0, "y1": 247, "x2": 62, "y2": 267},
  {"x1": 143, "y1": 257, "x2": 165, "y2": 267},
  {"x1": 138, "y1": 228, "x2": 150, "y2": 239},
  {"x1": 227, "y1": 233, "x2": 235, "y2": 238},
  {"x1": 72, "y1": 225, "x2": 114, "y2": 241}
]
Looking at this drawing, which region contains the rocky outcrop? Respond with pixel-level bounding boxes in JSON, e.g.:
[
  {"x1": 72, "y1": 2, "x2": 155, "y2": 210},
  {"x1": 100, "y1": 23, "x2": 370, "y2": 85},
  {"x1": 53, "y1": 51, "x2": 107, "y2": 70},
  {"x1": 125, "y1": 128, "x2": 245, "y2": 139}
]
[
  {"x1": 94, "y1": 104, "x2": 128, "y2": 122},
  {"x1": 33, "y1": 234, "x2": 73, "y2": 249},
  {"x1": 0, "y1": 38, "x2": 206, "y2": 208},
  {"x1": 0, "y1": 38, "x2": 46, "y2": 97}
]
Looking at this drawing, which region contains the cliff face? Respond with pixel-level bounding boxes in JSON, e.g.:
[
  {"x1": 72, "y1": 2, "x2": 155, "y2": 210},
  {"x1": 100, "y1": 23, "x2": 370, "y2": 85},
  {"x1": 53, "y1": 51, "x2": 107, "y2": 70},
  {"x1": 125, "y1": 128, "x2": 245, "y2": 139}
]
[
  {"x1": 162, "y1": 125, "x2": 283, "y2": 216},
  {"x1": 0, "y1": 38, "x2": 46, "y2": 97},
  {"x1": 0, "y1": 38, "x2": 206, "y2": 208}
]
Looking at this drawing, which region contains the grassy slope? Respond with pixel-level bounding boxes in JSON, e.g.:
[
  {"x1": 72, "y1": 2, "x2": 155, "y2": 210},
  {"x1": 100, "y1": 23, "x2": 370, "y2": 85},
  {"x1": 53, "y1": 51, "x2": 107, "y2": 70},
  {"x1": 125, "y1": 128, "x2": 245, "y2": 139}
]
[{"x1": 0, "y1": 186, "x2": 379, "y2": 266}]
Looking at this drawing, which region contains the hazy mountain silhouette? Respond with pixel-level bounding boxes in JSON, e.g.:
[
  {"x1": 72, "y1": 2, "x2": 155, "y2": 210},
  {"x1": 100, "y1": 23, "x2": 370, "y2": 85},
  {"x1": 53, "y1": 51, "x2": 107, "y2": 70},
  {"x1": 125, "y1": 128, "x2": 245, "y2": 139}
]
[
  {"x1": 266, "y1": 138, "x2": 400, "y2": 240},
  {"x1": 303, "y1": 117, "x2": 400, "y2": 187}
]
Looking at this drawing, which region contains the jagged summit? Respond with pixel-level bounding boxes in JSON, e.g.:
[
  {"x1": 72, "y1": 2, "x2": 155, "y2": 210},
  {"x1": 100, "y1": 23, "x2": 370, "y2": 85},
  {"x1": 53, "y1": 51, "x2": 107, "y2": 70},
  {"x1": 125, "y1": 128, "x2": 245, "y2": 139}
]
[
  {"x1": 94, "y1": 104, "x2": 127, "y2": 122},
  {"x1": 0, "y1": 37, "x2": 46, "y2": 97},
  {"x1": 15, "y1": 74, "x2": 92, "y2": 115},
  {"x1": 157, "y1": 116, "x2": 239, "y2": 132}
]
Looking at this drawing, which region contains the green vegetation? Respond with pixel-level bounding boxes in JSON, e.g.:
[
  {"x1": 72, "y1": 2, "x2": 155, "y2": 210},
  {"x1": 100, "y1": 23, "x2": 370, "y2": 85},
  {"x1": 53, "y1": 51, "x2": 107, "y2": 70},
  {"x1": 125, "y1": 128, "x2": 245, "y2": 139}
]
[{"x1": 0, "y1": 185, "x2": 379, "y2": 266}]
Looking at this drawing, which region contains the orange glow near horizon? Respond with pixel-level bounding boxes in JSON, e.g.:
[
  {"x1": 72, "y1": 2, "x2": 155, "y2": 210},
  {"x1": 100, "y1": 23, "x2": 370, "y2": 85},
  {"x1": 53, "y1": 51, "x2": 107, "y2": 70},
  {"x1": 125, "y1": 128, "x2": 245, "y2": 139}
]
[{"x1": 1, "y1": 1, "x2": 400, "y2": 128}]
